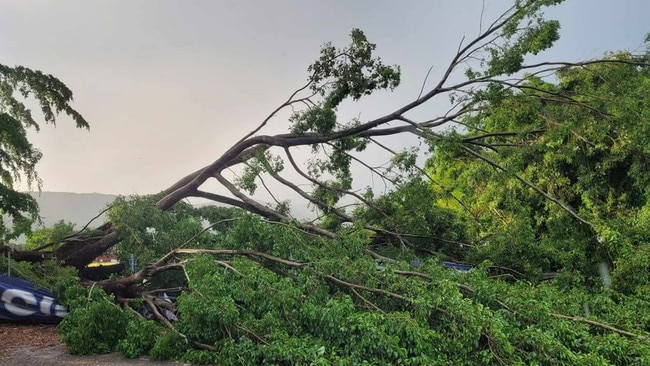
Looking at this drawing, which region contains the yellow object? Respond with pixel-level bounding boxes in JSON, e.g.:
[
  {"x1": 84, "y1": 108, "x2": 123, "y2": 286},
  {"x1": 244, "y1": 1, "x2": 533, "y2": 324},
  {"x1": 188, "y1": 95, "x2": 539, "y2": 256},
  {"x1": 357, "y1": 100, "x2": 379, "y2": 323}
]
[{"x1": 86, "y1": 261, "x2": 120, "y2": 268}]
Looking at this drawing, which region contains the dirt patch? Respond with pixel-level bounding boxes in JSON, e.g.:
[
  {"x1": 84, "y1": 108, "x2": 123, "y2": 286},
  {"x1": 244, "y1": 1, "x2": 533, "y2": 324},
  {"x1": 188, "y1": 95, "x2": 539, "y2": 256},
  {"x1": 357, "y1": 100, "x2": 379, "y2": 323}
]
[
  {"x1": 0, "y1": 323, "x2": 60, "y2": 356},
  {"x1": 0, "y1": 323, "x2": 184, "y2": 365}
]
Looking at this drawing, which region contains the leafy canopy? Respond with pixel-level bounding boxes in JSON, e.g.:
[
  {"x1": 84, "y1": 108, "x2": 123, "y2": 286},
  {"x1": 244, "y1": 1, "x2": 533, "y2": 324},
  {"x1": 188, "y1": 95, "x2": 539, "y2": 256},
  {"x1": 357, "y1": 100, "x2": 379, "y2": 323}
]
[
  {"x1": 0, "y1": 63, "x2": 88, "y2": 240},
  {"x1": 429, "y1": 50, "x2": 650, "y2": 289},
  {"x1": 25, "y1": 220, "x2": 76, "y2": 251}
]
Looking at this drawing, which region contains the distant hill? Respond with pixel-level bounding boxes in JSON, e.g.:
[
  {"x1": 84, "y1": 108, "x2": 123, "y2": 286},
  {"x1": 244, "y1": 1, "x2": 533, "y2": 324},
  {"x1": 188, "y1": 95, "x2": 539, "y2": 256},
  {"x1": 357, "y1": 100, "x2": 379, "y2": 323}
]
[{"x1": 29, "y1": 192, "x2": 119, "y2": 229}]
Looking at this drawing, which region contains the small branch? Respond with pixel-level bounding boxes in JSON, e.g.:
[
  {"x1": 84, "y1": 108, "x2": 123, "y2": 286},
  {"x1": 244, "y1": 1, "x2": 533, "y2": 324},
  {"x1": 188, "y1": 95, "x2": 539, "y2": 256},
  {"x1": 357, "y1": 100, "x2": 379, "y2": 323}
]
[
  {"x1": 143, "y1": 296, "x2": 175, "y2": 330},
  {"x1": 237, "y1": 324, "x2": 269, "y2": 345},
  {"x1": 144, "y1": 287, "x2": 185, "y2": 294},
  {"x1": 551, "y1": 313, "x2": 647, "y2": 339},
  {"x1": 520, "y1": 59, "x2": 650, "y2": 71},
  {"x1": 263, "y1": 220, "x2": 325, "y2": 238},
  {"x1": 191, "y1": 190, "x2": 268, "y2": 217},
  {"x1": 146, "y1": 262, "x2": 187, "y2": 278},
  {"x1": 417, "y1": 65, "x2": 434, "y2": 100},
  {"x1": 325, "y1": 274, "x2": 410, "y2": 302},
  {"x1": 216, "y1": 260, "x2": 245, "y2": 277},
  {"x1": 461, "y1": 129, "x2": 545, "y2": 143},
  {"x1": 458, "y1": 282, "x2": 645, "y2": 339},
  {"x1": 174, "y1": 248, "x2": 307, "y2": 268},
  {"x1": 350, "y1": 287, "x2": 385, "y2": 313},
  {"x1": 143, "y1": 294, "x2": 218, "y2": 352},
  {"x1": 364, "y1": 248, "x2": 400, "y2": 264},
  {"x1": 285, "y1": 146, "x2": 408, "y2": 245},
  {"x1": 398, "y1": 115, "x2": 594, "y2": 229},
  {"x1": 458, "y1": 145, "x2": 594, "y2": 228},
  {"x1": 214, "y1": 173, "x2": 337, "y2": 238},
  {"x1": 324, "y1": 141, "x2": 398, "y2": 185},
  {"x1": 261, "y1": 153, "x2": 354, "y2": 223},
  {"x1": 180, "y1": 218, "x2": 241, "y2": 249},
  {"x1": 215, "y1": 173, "x2": 289, "y2": 222},
  {"x1": 32, "y1": 206, "x2": 114, "y2": 252},
  {"x1": 369, "y1": 134, "x2": 479, "y2": 221},
  {"x1": 126, "y1": 305, "x2": 146, "y2": 319},
  {"x1": 236, "y1": 79, "x2": 313, "y2": 144}
]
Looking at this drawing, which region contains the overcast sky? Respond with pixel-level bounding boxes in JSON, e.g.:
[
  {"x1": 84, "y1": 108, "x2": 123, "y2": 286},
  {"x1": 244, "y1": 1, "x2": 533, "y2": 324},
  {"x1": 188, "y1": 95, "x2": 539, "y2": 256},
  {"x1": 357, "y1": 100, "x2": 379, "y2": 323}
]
[{"x1": 1, "y1": 0, "x2": 648, "y2": 196}]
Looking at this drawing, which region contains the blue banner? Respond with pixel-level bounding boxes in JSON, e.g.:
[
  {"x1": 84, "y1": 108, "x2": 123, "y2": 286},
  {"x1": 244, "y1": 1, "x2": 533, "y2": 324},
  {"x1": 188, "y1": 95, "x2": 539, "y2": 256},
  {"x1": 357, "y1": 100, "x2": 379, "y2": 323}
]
[{"x1": 0, "y1": 275, "x2": 67, "y2": 324}]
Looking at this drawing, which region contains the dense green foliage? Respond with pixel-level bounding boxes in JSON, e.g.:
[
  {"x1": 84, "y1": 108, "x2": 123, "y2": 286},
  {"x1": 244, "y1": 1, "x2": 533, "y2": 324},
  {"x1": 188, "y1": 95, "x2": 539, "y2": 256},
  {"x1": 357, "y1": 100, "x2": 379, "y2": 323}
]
[
  {"x1": 107, "y1": 194, "x2": 242, "y2": 288},
  {"x1": 53, "y1": 272, "x2": 165, "y2": 356},
  {"x1": 354, "y1": 178, "x2": 471, "y2": 261},
  {"x1": 4, "y1": 1, "x2": 649, "y2": 364},
  {"x1": 429, "y1": 50, "x2": 650, "y2": 292},
  {"x1": 24, "y1": 220, "x2": 76, "y2": 250},
  {"x1": 108, "y1": 195, "x2": 210, "y2": 265},
  {"x1": 54, "y1": 210, "x2": 650, "y2": 364}
]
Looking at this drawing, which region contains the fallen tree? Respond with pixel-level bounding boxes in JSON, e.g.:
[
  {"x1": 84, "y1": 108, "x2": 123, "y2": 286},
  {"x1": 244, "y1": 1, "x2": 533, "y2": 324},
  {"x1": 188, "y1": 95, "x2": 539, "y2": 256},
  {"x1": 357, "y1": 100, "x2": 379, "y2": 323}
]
[
  {"x1": 4, "y1": 0, "x2": 619, "y2": 267},
  {"x1": 3, "y1": 0, "x2": 650, "y2": 364}
]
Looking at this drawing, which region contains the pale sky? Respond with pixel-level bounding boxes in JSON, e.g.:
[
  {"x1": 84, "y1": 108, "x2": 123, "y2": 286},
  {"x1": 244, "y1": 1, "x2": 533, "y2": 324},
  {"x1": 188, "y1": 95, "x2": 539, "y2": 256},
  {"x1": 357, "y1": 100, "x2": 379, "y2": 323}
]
[{"x1": 1, "y1": 1, "x2": 648, "y2": 196}]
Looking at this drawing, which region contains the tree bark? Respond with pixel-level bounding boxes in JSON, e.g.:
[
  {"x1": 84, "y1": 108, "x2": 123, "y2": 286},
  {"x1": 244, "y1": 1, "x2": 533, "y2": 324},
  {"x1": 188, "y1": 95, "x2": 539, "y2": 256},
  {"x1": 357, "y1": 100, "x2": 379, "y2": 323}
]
[{"x1": 1, "y1": 222, "x2": 122, "y2": 271}]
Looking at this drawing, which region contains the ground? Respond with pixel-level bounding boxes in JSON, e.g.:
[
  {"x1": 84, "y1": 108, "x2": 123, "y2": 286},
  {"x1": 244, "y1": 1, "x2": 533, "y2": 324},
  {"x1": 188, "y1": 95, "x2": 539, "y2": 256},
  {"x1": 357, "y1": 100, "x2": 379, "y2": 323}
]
[{"x1": 0, "y1": 323, "x2": 183, "y2": 366}]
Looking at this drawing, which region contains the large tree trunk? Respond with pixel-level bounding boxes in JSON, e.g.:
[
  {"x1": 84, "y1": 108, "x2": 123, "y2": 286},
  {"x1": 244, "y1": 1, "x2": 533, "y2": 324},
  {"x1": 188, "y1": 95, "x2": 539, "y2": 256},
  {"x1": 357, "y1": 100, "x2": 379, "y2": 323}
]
[
  {"x1": 53, "y1": 223, "x2": 122, "y2": 269},
  {"x1": 1, "y1": 222, "x2": 122, "y2": 271},
  {"x1": 0, "y1": 246, "x2": 54, "y2": 262}
]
